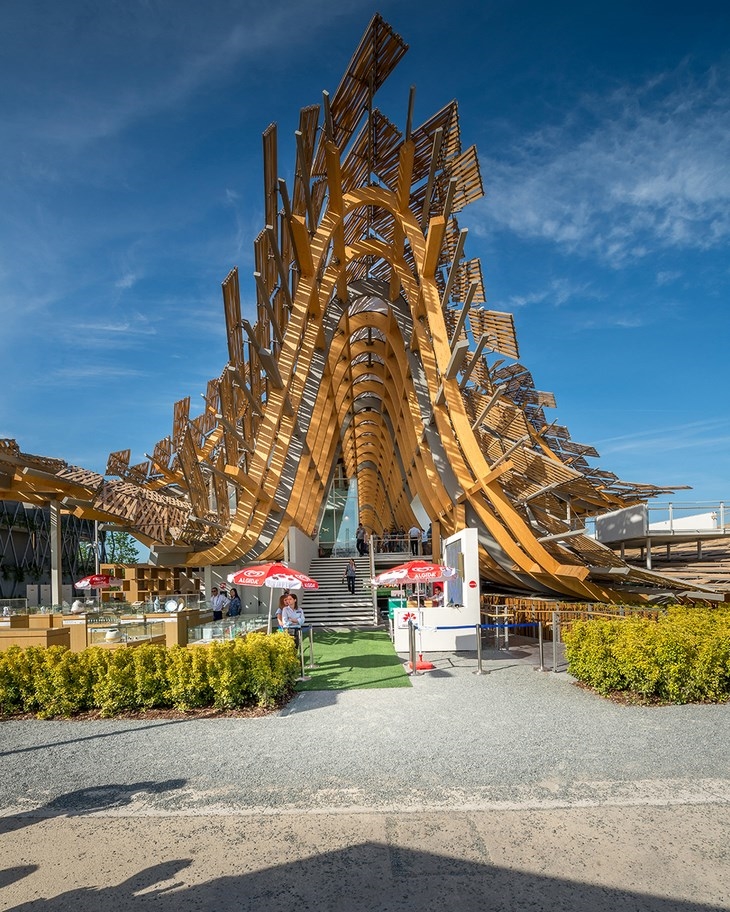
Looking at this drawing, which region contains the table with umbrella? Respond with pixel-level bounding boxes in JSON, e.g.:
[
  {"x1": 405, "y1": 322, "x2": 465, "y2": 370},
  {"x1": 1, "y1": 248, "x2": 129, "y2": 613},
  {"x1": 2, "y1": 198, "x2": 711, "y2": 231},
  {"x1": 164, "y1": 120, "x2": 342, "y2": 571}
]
[
  {"x1": 227, "y1": 561, "x2": 320, "y2": 678},
  {"x1": 74, "y1": 574, "x2": 124, "y2": 611},
  {"x1": 372, "y1": 559, "x2": 457, "y2": 670}
]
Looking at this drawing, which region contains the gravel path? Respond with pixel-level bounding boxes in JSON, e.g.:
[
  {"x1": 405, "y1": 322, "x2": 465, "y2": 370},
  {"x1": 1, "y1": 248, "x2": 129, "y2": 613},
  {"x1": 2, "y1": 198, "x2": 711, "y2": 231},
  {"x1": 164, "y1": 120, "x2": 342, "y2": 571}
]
[
  {"x1": 2, "y1": 653, "x2": 728, "y2": 816},
  {"x1": 2, "y1": 652, "x2": 729, "y2": 911}
]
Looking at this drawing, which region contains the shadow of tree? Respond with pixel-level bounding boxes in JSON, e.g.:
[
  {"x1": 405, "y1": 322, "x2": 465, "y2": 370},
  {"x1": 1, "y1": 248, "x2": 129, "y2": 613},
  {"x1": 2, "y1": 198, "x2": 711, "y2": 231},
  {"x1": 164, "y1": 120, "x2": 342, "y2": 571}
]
[
  {"x1": 0, "y1": 720, "x2": 190, "y2": 760},
  {"x1": 0, "y1": 779, "x2": 187, "y2": 836}
]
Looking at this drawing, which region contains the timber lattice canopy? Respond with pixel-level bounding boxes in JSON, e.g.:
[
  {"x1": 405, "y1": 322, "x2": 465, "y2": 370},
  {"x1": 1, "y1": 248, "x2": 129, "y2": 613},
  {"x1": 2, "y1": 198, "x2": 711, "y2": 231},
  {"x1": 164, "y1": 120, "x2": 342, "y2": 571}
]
[{"x1": 0, "y1": 16, "x2": 702, "y2": 602}]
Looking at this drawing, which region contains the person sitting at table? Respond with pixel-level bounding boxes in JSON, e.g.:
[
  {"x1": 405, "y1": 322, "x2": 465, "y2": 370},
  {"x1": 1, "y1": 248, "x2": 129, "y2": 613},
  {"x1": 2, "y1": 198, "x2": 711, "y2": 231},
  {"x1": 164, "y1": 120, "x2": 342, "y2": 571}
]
[{"x1": 276, "y1": 591, "x2": 304, "y2": 648}]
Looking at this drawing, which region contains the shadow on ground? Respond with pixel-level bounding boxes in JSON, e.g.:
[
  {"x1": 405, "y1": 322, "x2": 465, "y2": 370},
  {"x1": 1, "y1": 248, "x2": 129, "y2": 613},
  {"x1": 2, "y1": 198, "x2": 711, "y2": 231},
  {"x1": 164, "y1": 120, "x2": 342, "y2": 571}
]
[
  {"x1": 0, "y1": 843, "x2": 722, "y2": 912},
  {"x1": 0, "y1": 779, "x2": 187, "y2": 835}
]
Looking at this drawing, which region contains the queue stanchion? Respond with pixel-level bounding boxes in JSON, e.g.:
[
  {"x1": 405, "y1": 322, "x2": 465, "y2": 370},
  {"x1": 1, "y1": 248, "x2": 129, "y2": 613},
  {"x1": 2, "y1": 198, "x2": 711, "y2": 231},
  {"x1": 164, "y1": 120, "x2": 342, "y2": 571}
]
[
  {"x1": 551, "y1": 611, "x2": 558, "y2": 673},
  {"x1": 407, "y1": 620, "x2": 418, "y2": 675},
  {"x1": 535, "y1": 620, "x2": 547, "y2": 672},
  {"x1": 473, "y1": 623, "x2": 488, "y2": 675},
  {"x1": 297, "y1": 627, "x2": 311, "y2": 682},
  {"x1": 305, "y1": 625, "x2": 318, "y2": 670}
]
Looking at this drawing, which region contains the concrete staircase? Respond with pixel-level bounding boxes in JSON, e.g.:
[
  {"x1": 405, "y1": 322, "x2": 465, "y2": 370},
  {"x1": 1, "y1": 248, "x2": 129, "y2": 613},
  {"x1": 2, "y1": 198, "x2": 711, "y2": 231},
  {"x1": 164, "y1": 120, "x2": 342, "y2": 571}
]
[{"x1": 300, "y1": 555, "x2": 376, "y2": 627}]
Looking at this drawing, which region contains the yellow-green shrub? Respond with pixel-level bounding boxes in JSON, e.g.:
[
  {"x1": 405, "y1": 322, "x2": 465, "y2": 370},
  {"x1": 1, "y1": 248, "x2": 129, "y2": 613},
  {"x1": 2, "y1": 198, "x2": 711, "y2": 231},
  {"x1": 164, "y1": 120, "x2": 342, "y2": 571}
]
[
  {"x1": 0, "y1": 632, "x2": 300, "y2": 718},
  {"x1": 239, "y1": 631, "x2": 299, "y2": 706},
  {"x1": 166, "y1": 644, "x2": 213, "y2": 710},
  {"x1": 564, "y1": 605, "x2": 730, "y2": 703},
  {"x1": 133, "y1": 645, "x2": 171, "y2": 709}
]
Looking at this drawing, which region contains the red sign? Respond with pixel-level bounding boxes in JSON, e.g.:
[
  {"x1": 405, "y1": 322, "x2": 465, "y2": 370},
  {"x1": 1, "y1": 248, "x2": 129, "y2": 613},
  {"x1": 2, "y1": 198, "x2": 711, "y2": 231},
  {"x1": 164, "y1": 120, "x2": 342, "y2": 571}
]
[{"x1": 469, "y1": 580, "x2": 477, "y2": 588}]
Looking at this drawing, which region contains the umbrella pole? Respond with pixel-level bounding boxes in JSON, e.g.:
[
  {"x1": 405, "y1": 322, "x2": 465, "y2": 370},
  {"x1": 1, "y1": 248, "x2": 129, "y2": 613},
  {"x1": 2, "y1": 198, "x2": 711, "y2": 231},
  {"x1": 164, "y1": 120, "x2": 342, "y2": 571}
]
[
  {"x1": 267, "y1": 588, "x2": 274, "y2": 635},
  {"x1": 413, "y1": 580, "x2": 435, "y2": 671}
]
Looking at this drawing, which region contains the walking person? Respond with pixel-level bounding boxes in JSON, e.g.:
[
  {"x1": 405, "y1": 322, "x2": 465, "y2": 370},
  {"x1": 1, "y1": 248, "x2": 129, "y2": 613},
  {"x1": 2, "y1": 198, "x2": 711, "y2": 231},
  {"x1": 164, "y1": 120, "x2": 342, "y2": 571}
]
[{"x1": 342, "y1": 558, "x2": 357, "y2": 595}]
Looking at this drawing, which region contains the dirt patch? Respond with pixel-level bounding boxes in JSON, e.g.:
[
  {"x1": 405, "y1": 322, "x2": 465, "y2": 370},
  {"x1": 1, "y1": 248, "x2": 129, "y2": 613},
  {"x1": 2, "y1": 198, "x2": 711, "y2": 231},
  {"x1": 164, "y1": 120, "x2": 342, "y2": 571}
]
[
  {"x1": 573, "y1": 681, "x2": 728, "y2": 707},
  {"x1": 0, "y1": 692, "x2": 295, "y2": 722}
]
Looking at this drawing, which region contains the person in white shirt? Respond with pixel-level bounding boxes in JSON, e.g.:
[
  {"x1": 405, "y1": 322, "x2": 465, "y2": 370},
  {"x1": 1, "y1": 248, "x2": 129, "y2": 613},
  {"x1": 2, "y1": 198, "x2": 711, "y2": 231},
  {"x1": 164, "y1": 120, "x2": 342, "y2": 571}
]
[
  {"x1": 276, "y1": 591, "x2": 305, "y2": 647},
  {"x1": 210, "y1": 586, "x2": 228, "y2": 621},
  {"x1": 409, "y1": 524, "x2": 421, "y2": 556}
]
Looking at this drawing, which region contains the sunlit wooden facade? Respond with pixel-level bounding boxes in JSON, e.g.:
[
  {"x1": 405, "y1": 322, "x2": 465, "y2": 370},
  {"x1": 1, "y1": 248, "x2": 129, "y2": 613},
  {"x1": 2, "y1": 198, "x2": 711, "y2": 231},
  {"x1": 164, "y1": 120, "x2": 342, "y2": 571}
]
[{"x1": 0, "y1": 16, "x2": 706, "y2": 602}]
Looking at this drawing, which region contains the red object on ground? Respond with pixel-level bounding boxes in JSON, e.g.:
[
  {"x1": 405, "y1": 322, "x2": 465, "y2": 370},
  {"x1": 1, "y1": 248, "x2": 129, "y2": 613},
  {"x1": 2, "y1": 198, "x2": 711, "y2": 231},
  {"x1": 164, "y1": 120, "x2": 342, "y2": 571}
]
[{"x1": 408, "y1": 653, "x2": 436, "y2": 671}]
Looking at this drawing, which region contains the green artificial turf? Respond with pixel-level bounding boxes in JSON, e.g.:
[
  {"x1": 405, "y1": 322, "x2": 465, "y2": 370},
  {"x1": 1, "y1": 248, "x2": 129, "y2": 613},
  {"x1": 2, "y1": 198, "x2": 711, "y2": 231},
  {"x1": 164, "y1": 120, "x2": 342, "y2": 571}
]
[{"x1": 295, "y1": 629, "x2": 412, "y2": 691}]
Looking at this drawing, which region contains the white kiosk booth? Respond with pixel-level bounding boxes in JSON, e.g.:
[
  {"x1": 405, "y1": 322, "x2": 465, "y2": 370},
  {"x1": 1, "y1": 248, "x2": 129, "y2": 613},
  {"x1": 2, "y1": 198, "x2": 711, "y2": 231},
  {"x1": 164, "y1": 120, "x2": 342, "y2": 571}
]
[{"x1": 393, "y1": 527, "x2": 480, "y2": 653}]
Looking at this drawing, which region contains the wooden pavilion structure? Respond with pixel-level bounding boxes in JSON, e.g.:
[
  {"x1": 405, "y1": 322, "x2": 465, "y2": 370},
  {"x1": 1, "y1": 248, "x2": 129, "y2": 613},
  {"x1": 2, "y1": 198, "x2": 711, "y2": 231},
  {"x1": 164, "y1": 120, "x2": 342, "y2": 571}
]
[{"x1": 0, "y1": 16, "x2": 713, "y2": 604}]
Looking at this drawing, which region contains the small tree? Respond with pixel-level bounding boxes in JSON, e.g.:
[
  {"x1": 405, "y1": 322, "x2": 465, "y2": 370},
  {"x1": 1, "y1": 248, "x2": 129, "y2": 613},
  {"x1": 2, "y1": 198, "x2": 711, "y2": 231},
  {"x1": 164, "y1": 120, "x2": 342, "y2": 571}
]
[{"x1": 103, "y1": 532, "x2": 141, "y2": 564}]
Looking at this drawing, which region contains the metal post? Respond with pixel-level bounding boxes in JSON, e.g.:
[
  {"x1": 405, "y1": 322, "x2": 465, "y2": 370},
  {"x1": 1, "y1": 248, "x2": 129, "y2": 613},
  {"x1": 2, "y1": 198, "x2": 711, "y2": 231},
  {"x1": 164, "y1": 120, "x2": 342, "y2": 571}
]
[
  {"x1": 537, "y1": 621, "x2": 545, "y2": 672},
  {"x1": 297, "y1": 628, "x2": 311, "y2": 681},
  {"x1": 552, "y1": 610, "x2": 558, "y2": 673},
  {"x1": 503, "y1": 604, "x2": 510, "y2": 651},
  {"x1": 305, "y1": 625, "x2": 318, "y2": 669},
  {"x1": 49, "y1": 500, "x2": 63, "y2": 609},
  {"x1": 720, "y1": 502, "x2": 725, "y2": 530},
  {"x1": 473, "y1": 623, "x2": 487, "y2": 675},
  {"x1": 408, "y1": 620, "x2": 418, "y2": 675}
]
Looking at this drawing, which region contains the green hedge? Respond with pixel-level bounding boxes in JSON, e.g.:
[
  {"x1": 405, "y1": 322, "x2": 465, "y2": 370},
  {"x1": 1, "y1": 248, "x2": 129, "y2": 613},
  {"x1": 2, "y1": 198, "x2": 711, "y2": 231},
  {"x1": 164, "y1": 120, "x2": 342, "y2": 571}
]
[
  {"x1": 0, "y1": 632, "x2": 299, "y2": 718},
  {"x1": 564, "y1": 605, "x2": 730, "y2": 703}
]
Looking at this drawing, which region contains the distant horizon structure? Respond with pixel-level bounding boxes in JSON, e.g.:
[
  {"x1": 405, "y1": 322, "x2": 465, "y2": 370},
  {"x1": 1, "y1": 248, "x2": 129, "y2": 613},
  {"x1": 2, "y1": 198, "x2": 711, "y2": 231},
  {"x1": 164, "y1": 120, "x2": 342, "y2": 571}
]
[{"x1": 0, "y1": 15, "x2": 714, "y2": 603}]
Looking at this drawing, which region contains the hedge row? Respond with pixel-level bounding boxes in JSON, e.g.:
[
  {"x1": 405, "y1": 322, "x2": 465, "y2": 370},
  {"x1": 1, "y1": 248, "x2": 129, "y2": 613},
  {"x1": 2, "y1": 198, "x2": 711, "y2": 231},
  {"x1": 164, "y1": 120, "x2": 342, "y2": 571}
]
[
  {"x1": 0, "y1": 632, "x2": 300, "y2": 718},
  {"x1": 564, "y1": 605, "x2": 730, "y2": 703}
]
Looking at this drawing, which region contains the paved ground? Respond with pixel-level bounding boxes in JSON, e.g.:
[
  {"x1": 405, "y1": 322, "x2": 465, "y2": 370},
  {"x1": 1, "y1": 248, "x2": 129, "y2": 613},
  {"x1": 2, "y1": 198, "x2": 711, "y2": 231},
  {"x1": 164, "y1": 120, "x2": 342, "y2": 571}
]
[{"x1": 1, "y1": 645, "x2": 729, "y2": 910}]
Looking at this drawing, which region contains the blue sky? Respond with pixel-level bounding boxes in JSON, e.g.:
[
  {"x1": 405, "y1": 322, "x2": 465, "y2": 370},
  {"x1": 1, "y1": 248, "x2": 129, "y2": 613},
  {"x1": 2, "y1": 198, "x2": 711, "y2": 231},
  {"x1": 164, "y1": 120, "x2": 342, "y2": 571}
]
[{"x1": 1, "y1": 0, "x2": 728, "y2": 515}]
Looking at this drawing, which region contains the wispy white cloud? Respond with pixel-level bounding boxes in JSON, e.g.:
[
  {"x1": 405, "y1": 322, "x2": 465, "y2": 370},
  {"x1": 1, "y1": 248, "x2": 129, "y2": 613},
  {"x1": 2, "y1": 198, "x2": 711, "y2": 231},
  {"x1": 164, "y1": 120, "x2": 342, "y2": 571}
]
[
  {"x1": 115, "y1": 272, "x2": 139, "y2": 290},
  {"x1": 477, "y1": 66, "x2": 730, "y2": 267},
  {"x1": 45, "y1": 365, "x2": 146, "y2": 383},
  {"x1": 595, "y1": 417, "x2": 730, "y2": 455},
  {"x1": 505, "y1": 277, "x2": 600, "y2": 309}
]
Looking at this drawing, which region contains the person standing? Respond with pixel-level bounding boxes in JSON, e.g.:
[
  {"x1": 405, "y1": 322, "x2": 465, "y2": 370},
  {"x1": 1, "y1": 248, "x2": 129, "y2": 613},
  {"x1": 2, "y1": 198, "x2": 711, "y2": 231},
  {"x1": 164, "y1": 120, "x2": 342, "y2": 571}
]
[
  {"x1": 355, "y1": 522, "x2": 366, "y2": 556},
  {"x1": 409, "y1": 523, "x2": 421, "y2": 556},
  {"x1": 277, "y1": 591, "x2": 305, "y2": 648},
  {"x1": 210, "y1": 586, "x2": 228, "y2": 621},
  {"x1": 342, "y1": 558, "x2": 357, "y2": 595},
  {"x1": 227, "y1": 587, "x2": 242, "y2": 617}
]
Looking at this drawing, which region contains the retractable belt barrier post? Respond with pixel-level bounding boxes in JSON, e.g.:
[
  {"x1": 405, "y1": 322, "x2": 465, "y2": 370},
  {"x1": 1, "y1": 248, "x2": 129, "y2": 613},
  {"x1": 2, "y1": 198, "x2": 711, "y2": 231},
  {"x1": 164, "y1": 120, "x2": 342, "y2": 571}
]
[
  {"x1": 305, "y1": 625, "x2": 318, "y2": 670},
  {"x1": 473, "y1": 623, "x2": 487, "y2": 675},
  {"x1": 297, "y1": 627, "x2": 311, "y2": 682},
  {"x1": 407, "y1": 619, "x2": 418, "y2": 676},
  {"x1": 537, "y1": 621, "x2": 546, "y2": 672}
]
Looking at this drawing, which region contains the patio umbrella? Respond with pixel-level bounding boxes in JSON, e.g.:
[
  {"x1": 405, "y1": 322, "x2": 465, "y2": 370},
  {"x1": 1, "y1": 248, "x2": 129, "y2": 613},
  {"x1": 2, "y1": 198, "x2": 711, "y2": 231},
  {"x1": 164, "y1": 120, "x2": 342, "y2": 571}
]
[
  {"x1": 372, "y1": 560, "x2": 456, "y2": 671},
  {"x1": 74, "y1": 573, "x2": 124, "y2": 610},
  {"x1": 227, "y1": 562, "x2": 319, "y2": 634},
  {"x1": 372, "y1": 559, "x2": 457, "y2": 586},
  {"x1": 75, "y1": 574, "x2": 124, "y2": 589}
]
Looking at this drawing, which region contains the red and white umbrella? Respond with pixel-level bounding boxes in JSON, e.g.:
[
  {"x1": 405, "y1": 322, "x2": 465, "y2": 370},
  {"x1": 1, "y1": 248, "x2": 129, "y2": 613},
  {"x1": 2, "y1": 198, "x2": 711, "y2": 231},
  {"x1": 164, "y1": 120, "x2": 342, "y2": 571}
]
[
  {"x1": 372, "y1": 560, "x2": 456, "y2": 672},
  {"x1": 228, "y1": 562, "x2": 319, "y2": 591},
  {"x1": 372, "y1": 559, "x2": 456, "y2": 586},
  {"x1": 227, "y1": 562, "x2": 319, "y2": 633},
  {"x1": 75, "y1": 574, "x2": 124, "y2": 590}
]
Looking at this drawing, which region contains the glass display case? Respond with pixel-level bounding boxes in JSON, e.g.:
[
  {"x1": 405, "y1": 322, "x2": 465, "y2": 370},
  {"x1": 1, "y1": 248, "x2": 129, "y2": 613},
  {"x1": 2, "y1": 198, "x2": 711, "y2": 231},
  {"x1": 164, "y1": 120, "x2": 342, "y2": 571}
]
[
  {"x1": 187, "y1": 615, "x2": 267, "y2": 644},
  {"x1": 87, "y1": 618, "x2": 167, "y2": 647}
]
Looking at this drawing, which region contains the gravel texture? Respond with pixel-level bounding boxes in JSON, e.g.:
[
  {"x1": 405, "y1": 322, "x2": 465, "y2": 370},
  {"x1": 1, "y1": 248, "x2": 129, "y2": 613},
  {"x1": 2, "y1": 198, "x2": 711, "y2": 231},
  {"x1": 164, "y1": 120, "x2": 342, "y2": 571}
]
[
  {"x1": 2, "y1": 650, "x2": 729, "y2": 817},
  {"x1": 2, "y1": 649, "x2": 730, "y2": 910}
]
